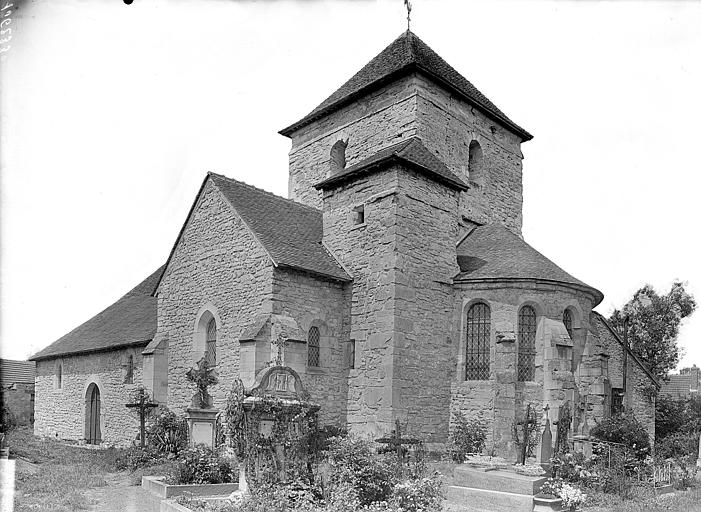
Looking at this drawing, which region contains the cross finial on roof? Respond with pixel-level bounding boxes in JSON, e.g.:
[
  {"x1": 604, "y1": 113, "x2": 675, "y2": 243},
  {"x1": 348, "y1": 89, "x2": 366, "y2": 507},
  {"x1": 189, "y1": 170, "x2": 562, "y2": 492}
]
[{"x1": 404, "y1": 0, "x2": 412, "y2": 31}]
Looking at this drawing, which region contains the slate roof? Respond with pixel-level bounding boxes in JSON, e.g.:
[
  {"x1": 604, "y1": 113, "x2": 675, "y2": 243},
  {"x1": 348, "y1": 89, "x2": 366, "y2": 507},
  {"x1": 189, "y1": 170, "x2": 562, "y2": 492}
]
[
  {"x1": 209, "y1": 173, "x2": 351, "y2": 282},
  {"x1": 280, "y1": 31, "x2": 532, "y2": 141},
  {"x1": 314, "y1": 137, "x2": 468, "y2": 191},
  {"x1": 456, "y1": 224, "x2": 603, "y2": 303},
  {"x1": 0, "y1": 359, "x2": 36, "y2": 387},
  {"x1": 29, "y1": 266, "x2": 165, "y2": 361}
]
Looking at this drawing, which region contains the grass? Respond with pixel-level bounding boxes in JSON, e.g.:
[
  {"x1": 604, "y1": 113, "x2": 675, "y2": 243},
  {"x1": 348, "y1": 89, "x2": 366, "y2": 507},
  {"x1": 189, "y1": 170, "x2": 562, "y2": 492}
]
[{"x1": 8, "y1": 427, "x2": 122, "y2": 512}]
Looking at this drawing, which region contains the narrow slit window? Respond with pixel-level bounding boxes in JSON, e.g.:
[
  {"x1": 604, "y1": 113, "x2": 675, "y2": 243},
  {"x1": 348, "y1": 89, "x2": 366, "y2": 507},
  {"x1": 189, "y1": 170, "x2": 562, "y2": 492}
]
[
  {"x1": 353, "y1": 205, "x2": 365, "y2": 225},
  {"x1": 205, "y1": 318, "x2": 217, "y2": 367},
  {"x1": 308, "y1": 326, "x2": 320, "y2": 367},
  {"x1": 124, "y1": 355, "x2": 134, "y2": 384}
]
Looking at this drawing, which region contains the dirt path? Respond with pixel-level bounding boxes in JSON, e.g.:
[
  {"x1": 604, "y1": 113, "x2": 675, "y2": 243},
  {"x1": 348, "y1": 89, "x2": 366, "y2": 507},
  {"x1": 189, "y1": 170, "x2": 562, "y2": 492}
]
[{"x1": 83, "y1": 472, "x2": 162, "y2": 512}]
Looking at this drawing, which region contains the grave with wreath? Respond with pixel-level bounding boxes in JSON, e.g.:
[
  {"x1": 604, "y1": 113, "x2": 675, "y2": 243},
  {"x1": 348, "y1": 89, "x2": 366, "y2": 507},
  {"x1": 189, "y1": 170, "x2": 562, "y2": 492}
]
[{"x1": 224, "y1": 364, "x2": 319, "y2": 495}]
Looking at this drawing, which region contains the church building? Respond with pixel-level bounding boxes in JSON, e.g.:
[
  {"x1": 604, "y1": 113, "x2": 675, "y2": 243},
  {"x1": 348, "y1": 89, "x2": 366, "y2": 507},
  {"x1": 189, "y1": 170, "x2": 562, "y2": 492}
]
[{"x1": 30, "y1": 31, "x2": 658, "y2": 456}]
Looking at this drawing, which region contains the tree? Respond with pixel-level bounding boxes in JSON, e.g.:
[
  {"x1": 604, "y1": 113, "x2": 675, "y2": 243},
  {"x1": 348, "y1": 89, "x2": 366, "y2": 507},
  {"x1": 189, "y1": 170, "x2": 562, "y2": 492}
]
[{"x1": 609, "y1": 282, "x2": 696, "y2": 382}]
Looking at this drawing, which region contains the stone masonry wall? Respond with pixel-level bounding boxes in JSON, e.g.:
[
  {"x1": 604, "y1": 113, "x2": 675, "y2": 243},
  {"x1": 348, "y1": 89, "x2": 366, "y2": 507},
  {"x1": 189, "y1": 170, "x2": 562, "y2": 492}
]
[
  {"x1": 594, "y1": 314, "x2": 656, "y2": 444},
  {"x1": 321, "y1": 168, "x2": 400, "y2": 436},
  {"x1": 391, "y1": 169, "x2": 460, "y2": 442},
  {"x1": 288, "y1": 76, "x2": 418, "y2": 210},
  {"x1": 156, "y1": 179, "x2": 274, "y2": 415},
  {"x1": 286, "y1": 73, "x2": 526, "y2": 236},
  {"x1": 272, "y1": 268, "x2": 349, "y2": 427},
  {"x1": 415, "y1": 75, "x2": 524, "y2": 235},
  {"x1": 451, "y1": 281, "x2": 595, "y2": 458},
  {"x1": 33, "y1": 347, "x2": 145, "y2": 445},
  {"x1": 1, "y1": 383, "x2": 34, "y2": 426}
]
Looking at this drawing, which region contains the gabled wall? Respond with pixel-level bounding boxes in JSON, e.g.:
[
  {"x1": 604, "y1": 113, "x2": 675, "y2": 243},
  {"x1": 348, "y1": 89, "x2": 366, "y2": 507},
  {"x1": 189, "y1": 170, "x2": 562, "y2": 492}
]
[
  {"x1": 271, "y1": 268, "x2": 350, "y2": 426},
  {"x1": 156, "y1": 179, "x2": 274, "y2": 414},
  {"x1": 33, "y1": 347, "x2": 144, "y2": 445}
]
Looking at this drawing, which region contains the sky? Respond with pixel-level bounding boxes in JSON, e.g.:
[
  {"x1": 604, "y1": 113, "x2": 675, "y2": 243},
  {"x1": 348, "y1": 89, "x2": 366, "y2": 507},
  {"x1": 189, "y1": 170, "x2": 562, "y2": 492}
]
[{"x1": 1, "y1": 0, "x2": 700, "y2": 370}]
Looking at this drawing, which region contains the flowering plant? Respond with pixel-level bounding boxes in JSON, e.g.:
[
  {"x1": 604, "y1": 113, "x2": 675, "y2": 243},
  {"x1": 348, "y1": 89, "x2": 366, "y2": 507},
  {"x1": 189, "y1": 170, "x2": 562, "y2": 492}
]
[
  {"x1": 559, "y1": 483, "x2": 586, "y2": 510},
  {"x1": 512, "y1": 463, "x2": 546, "y2": 476},
  {"x1": 538, "y1": 477, "x2": 563, "y2": 497}
]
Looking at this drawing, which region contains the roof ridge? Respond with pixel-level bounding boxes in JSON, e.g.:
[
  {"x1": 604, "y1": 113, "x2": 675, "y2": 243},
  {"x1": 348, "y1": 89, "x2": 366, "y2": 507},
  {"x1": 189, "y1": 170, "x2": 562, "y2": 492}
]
[{"x1": 208, "y1": 172, "x2": 322, "y2": 214}]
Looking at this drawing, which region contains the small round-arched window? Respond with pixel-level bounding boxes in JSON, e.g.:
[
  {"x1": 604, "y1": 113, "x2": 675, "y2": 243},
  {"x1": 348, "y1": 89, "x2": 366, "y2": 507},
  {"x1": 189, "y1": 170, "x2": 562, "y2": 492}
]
[
  {"x1": 308, "y1": 326, "x2": 320, "y2": 367},
  {"x1": 468, "y1": 140, "x2": 484, "y2": 186},
  {"x1": 205, "y1": 318, "x2": 217, "y2": 367},
  {"x1": 563, "y1": 309, "x2": 574, "y2": 340}
]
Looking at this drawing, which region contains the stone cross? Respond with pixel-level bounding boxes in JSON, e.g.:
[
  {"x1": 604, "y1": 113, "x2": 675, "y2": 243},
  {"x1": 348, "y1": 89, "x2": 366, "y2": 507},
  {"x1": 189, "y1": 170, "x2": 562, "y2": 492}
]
[
  {"x1": 125, "y1": 388, "x2": 158, "y2": 448},
  {"x1": 376, "y1": 419, "x2": 420, "y2": 474}
]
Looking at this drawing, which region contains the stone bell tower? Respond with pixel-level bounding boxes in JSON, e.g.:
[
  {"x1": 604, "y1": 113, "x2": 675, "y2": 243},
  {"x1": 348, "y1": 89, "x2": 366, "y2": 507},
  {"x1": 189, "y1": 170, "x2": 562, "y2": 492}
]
[{"x1": 279, "y1": 30, "x2": 532, "y2": 236}]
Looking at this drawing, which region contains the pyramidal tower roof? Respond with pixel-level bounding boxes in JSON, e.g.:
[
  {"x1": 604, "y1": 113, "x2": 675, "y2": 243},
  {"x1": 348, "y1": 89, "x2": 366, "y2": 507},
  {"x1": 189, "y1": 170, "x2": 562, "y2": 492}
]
[{"x1": 280, "y1": 31, "x2": 532, "y2": 141}]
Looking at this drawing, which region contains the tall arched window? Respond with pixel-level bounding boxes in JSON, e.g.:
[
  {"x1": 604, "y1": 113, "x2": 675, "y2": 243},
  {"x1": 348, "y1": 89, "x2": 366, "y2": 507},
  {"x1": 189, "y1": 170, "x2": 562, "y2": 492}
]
[
  {"x1": 518, "y1": 306, "x2": 537, "y2": 382},
  {"x1": 330, "y1": 139, "x2": 348, "y2": 174},
  {"x1": 468, "y1": 140, "x2": 484, "y2": 186},
  {"x1": 124, "y1": 354, "x2": 134, "y2": 384},
  {"x1": 308, "y1": 326, "x2": 320, "y2": 367},
  {"x1": 465, "y1": 302, "x2": 490, "y2": 380},
  {"x1": 205, "y1": 318, "x2": 217, "y2": 367},
  {"x1": 563, "y1": 309, "x2": 574, "y2": 340}
]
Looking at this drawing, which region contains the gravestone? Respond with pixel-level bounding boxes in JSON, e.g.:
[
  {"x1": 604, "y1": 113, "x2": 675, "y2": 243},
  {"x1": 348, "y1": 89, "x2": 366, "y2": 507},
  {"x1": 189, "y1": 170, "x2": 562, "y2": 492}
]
[
  {"x1": 238, "y1": 365, "x2": 319, "y2": 494},
  {"x1": 185, "y1": 358, "x2": 219, "y2": 448},
  {"x1": 539, "y1": 405, "x2": 552, "y2": 468}
]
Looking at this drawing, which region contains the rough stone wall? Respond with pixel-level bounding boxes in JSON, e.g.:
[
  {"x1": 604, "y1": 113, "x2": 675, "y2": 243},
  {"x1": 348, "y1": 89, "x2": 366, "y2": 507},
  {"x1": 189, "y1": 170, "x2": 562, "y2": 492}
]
[
  {"x1": 271, "y1": 268, "x2": 349, "y2": 427},
  {"x1": 1, "y1": 383, "x2": 34, "y2": 426},
  {"x1": 286, "y1": 73, "x2": 525, "y2": 236},
  {"x1": 156, "y1": 179, "x2": 274, "y2": 415},
  {"x1": 321, "y1": 168, "x2": 400, "y2": 436},
  {"x1": 288, "y1": 76, "x2": 419, "y2": 209},
  {"x1": 33, "y1": 347, "x2": 145, "y2": 445},
  {"x1": 451, "y1": 281, "x2": 595, "y2": 457},
  {"x1": 392, "y1": 169, "x2": 460, "y2": 442},
  {"x1": 594, "y1": 314, "x2": 656, "y2": 444},
  {"x1": 414, "y1": 75, "x2": 524, "y2": 235}
]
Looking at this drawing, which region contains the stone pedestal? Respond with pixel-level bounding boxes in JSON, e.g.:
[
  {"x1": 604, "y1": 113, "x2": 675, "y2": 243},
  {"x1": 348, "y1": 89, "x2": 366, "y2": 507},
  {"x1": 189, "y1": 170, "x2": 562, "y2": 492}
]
[{"x1": 185, "y1": 407, "x2": 219, "y2": 448}]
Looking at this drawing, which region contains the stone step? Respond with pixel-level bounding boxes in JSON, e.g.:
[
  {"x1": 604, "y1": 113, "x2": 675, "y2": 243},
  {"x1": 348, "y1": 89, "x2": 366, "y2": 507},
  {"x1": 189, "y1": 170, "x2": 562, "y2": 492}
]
[
  {"x1": 446, "y1": 485, "x2": 534, "y2": 512},
  {"x1": 453, "y1": 466, "x2": 546, "y2": 495}
]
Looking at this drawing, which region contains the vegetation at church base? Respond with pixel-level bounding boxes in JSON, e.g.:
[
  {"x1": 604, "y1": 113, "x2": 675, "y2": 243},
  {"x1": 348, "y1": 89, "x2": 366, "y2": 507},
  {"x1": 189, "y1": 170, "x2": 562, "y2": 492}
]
[
  {"x1": 446, "y1": 411, "x2": 486, "y2": 463},
  {"x1": 8, "y1": 426, "x2": 122, "y2": 512},
  {"x1": 177, "y1": 433, "x2": 443, "y2": 512},
  {"x1": 590, "y1": 415, "x2": 651, "y2": 459}
]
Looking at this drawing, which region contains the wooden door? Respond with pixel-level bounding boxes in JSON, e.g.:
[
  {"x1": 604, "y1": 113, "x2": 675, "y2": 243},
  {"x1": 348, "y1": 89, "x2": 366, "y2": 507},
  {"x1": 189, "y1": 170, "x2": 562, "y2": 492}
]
[{"x1": 85, "y1": 384, "x2": 101, "y2": 444}]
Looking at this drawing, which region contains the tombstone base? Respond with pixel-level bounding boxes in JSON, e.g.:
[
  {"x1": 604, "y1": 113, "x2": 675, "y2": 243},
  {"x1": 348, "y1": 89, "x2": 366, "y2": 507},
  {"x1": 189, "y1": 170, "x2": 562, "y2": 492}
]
[{"x1": 186, "y1": 407, "x2": 219, "y2": 448}]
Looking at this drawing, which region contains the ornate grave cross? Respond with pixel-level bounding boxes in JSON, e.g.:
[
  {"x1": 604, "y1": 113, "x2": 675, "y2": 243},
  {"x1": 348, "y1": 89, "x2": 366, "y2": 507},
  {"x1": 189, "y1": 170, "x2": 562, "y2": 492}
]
[
  {"x1": 125, "y1": 388, "x2": 158, "y2": 448},
  {"x1": 186, "y1": 357, "x2": 218, "y2": 408},
  {"x1": 376, "y1": 419, "x2": 420, "y2": 474}
]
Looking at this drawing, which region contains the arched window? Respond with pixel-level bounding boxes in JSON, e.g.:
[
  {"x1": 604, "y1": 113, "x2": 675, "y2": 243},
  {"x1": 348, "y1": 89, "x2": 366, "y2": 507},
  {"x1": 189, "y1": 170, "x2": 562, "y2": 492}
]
[
  {"x1": 330, "y1": 139, "x2": 348, "y2": 174},
  {"x1": 563, "y1": 309, "x2": 574, "y2": 340},
  {"x1": 465, "y1": 302, "x2": 490, "y2": 380},
  {"x1": 124, "y1": 354, "x2": 134, "y2": 384},
  {"x1": 308, "y1": 326, "x2": 320, "y2": 367},
  {"x1": 468, "y1": 140, "x2": 484, "y2": 186},
  {"x1": 205, "y1": 318, "x2": 217, "y2": 367},
  {"x1": 518, "y1": 306, "x2": 537, "y2": 382},
  {"x1": 56, "y1": 363, "x2": 62, "y2": 389}
]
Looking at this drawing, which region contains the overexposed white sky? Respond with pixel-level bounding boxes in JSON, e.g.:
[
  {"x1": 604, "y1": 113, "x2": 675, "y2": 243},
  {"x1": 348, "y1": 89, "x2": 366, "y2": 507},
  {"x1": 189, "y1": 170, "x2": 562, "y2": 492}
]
[{"x1": 1, "y1": 0, "x2": 700, "y2": 370}]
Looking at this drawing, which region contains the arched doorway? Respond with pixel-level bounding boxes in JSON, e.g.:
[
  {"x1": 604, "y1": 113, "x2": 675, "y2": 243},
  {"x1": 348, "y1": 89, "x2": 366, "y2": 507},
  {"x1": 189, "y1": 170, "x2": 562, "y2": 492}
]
[{"x1": 85, "y1": 383, "x2": 101, "y2": 444}]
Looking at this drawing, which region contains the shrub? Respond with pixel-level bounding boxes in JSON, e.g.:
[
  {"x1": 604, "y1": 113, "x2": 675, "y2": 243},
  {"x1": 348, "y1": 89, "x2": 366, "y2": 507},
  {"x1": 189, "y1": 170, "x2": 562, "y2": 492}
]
[
  {"x1": 176, "y1": 444, "x2": 237, "y2": 484},
  {"x1": 656, "y1": 431, "x2": 698, "y2": 461},
  {"x1": 308, "y1": 424, "x2": 348, "y2": 456},
  {"x1": 325, "y1": 434, "x2": 399, "y2": 506},
  {"x1": 590, "y1": 416, "x2": 650, "y2": 458},
  {"x1": 448, "y1": 411, "x2": 486, "y2": 463},
  {"x1": 391, "y1": 474, "x2": 443, "y2": 512},
  {"x1": 115, "y1": 446, "x2": 167, "y2": 471},
  {"x1": 147, "y1": 408, "x2": 188, "y2": 455}
]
